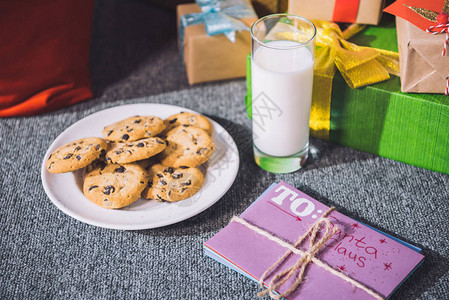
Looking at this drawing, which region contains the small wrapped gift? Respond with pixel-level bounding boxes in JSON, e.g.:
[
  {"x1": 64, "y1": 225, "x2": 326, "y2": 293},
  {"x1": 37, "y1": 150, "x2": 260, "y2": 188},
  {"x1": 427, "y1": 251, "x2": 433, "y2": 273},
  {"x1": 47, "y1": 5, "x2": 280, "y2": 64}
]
[
  {"x1": 288, "y1": 0, "x2": 385, "y2": 25},
  {"x1": 396, "y1": 17, "x2": 449, "y2": 93},
  {"x1": 385, "y1": 0, "x2": 449, "y2": 93},
  {"x1": 251, "y1": 0, "x2": 288, "y2": 16},
  {"x1": 177, "y1": 0, "x2": 258, "y2": 85}
]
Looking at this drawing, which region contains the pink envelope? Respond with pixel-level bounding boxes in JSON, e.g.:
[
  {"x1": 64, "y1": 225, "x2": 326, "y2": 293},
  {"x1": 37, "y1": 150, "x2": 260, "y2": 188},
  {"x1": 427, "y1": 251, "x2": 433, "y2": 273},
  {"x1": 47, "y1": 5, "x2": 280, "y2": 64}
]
[{"x1": 205, "y1": 182, "x2": 424, "y2": 299}]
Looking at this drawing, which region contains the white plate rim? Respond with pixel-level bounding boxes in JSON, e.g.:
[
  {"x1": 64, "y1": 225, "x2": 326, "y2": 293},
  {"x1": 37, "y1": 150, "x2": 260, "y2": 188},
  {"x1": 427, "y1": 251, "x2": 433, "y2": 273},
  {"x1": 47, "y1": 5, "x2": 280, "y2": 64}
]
[{"x1": 41, "y1": 103, "x2": 239, "y2": 230}]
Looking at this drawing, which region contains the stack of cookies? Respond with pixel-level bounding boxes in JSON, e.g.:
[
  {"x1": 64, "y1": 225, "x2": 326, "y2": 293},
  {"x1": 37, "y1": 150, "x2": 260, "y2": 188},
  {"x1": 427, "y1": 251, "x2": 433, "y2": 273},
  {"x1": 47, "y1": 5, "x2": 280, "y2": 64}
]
[{"x1": 45, "y1": 112, "x2": 215, "y2": 209}]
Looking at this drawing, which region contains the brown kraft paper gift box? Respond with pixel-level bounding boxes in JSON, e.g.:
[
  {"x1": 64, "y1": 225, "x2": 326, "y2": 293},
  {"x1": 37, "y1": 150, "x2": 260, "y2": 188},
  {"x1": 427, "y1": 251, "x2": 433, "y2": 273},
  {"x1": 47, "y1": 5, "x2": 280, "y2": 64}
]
[
  {"x1": 177, "y1": 3, "x2": 258, "y2": 85},
  {"x1": 288, "y1": 0, "x2": 385, "y2": 25},
  {"x1": 251, "y1": 0, "x2": 288, "y2": 16},
  {"x1": 396, "y1": 16, "x2": 449, "y2": 93}
]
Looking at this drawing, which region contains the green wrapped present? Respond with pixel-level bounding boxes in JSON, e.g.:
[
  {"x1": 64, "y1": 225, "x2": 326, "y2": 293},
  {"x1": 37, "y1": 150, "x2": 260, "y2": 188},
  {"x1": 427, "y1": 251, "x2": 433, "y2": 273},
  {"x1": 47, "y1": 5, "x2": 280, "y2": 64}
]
[{"x1": 246, "y1": 16, "x2": 449, "y2": 175}]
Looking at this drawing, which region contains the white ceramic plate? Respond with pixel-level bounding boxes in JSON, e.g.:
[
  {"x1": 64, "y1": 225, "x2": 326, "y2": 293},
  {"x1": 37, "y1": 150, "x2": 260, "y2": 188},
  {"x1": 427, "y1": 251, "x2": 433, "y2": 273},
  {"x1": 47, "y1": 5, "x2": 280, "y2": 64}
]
[{"x1": 41, "y1": 103, "x2": 239, "y2": 230}]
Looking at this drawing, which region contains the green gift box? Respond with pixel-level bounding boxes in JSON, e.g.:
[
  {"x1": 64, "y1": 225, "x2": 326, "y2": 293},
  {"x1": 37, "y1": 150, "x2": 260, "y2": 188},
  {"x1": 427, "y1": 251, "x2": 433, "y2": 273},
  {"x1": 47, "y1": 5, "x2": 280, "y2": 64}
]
[{"x1": 246, "y1": 16, "x2": 449, "y2": 175}]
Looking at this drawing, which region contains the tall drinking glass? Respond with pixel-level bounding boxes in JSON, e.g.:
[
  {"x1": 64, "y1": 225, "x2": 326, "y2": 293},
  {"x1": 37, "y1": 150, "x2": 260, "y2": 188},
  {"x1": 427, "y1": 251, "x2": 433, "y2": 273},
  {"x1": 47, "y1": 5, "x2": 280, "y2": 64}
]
[{"x1": 251, "y1": 14, "x2": 316, "y2": 173}]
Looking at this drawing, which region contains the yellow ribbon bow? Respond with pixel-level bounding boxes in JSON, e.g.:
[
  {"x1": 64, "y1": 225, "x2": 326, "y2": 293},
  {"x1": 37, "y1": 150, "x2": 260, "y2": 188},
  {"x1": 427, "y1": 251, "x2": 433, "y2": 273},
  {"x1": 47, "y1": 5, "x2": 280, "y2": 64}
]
[{"x1": 311, "y1": 21, "x2": 400, "y2": 139}]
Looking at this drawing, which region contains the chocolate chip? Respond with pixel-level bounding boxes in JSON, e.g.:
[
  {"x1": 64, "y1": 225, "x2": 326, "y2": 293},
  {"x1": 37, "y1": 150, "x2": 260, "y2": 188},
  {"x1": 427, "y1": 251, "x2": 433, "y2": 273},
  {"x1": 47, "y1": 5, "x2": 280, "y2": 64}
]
[
  {"x1": 63, "y1": 153, "x2": 73, "y2": 159},
  {"x1": 179, "y1": 166, "x2": 189, "y2": 169},
  {"x1": 156, "y1": 194, "x2": 167, "y2": 202},
  {"x1": 146, "y1": 131, "x2": 152, "y2": 136},
  {"x1": 115, "y1": 150, "x2": 124, "y2": 155},
  {"x1": 159, "y1": 180, "x2": 167, "y2": 185},
  {"x1": 181, "y1": 187, "x2": 188, "y2": 193},
  {"x1": 156, "y1": 173, "x2": 163, "y2": 178},
  {"x1": 127, "y1": 128, "x2": 133, "y2": 132},
  {"x1": 100, "y1": 149, "x2": 106, "y2": 158},
  {"x1": 126, "y1": 150, "x2": 132, "y2": 155},
  {"x1": 172, "y1": 173, "x2": 183, "y2": 179},
  {"x1": 95, "y1": 144, "x2": 101, "y2": 150},
  {"x1": 76, "y1": 155, "x2": 82, "y2": 161},
  {"x1": 193, "y1": 138, "x2": 198, "y2": 145},
  {"x1": 140, "y1": 181, "x2": 144, "y2": 184},
  {"x1": 136, "y1": 143, "x2": 144, "y2": 147},
  {"x1": 99, "y1": 161, "x2": 107, "y2": 171},
  {"x1": 48, "y1": 162, "x2": 54, "y2": 169},
  {"x1": 74, "y1": 146, "x2": 82, "y2": 151},
  {"x1": 121, "y1": 134, "x2": 129, "y2": 141},
  {"x1": 107, "y1": 130, "x2": 113, "y2": 136},
  {"x1": 168, "y1": 191, "x2": 171, "y2": 197},
  {"x1": 180, "y1": 111, "x2": 185, "y2": 114},
  {"x1": 89, "y1": 185, "x2": 98, "y2": 191},
  {"x1": 147, "y1": 180, "x2": 153, "y2": 188},
  {"x1": 197, "y1": 148, "x2": 208, "y2": 155},
  {"x1": 48, "y1": 154, "x2": 52, "y2": 160},
  {"x1": 164, "y1": 167, "x2": 174, "y2": 174},
  {"x1": 134, "y1": 119, "x2": 142, "y2": 124},
  {"x1": 115, "y1": 166, "x2": 126, "y2": 173},
  {"x1": 169, "y1": 118, "x2": 177, "y2": 124},
  {"x1": 104, "y1": 199, "x2": 108, "y2": 202},
  {"x1": 181, "y1": 180, "x2": 192, "y2": 186},
  {"x1": 103, "y1": 185, "x2": 115, "y2": 195},
  {"x1": 156, "y1": 139, "x2": 165, "y2": 145},
  {"x1": 127, "y1": 144, "x2": 133, "y2": 147}
]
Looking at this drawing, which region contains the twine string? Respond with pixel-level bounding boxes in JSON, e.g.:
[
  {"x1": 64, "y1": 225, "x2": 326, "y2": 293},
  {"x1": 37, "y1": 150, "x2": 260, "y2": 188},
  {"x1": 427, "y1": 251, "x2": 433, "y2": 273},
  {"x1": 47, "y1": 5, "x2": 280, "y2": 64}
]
[
  {"x1": 426, "y1": 23, "x2": 449, "y2": 95},
  {"x1": 231, "y1": 207, "x2": 384, "y2": 300},
  {"x1": 257, "y1": 208, "x2": 336, "y2": 299}
]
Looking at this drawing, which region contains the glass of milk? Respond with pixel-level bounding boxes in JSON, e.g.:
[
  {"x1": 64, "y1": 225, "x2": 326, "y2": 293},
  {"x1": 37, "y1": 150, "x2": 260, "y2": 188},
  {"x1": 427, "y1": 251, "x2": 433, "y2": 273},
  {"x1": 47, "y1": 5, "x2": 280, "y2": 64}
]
[{"x1": 251, "y1": 14, "x2": 316, "y2": 173}]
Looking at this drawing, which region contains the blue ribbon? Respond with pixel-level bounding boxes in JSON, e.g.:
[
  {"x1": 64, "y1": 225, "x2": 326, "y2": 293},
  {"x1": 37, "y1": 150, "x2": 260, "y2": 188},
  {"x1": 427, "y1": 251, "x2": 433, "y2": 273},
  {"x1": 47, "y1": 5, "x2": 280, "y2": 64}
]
[{"x1": 179, "y1": 0, "x2": 256, "y2": 55}]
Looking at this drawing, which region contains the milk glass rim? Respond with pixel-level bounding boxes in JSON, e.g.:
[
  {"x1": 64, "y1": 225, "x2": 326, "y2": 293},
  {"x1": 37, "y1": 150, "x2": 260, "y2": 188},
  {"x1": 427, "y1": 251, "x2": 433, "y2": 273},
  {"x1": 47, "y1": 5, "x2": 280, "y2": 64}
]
[{"x1": 250, "y1": 13, "x2": 317, "y2": 50}]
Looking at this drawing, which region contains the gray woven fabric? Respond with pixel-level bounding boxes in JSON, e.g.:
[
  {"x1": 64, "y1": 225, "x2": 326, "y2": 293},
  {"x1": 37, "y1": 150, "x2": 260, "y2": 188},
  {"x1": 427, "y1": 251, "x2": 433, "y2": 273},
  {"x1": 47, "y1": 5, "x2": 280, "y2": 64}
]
[
  {"x1": 1, "y1": 82, "x2": 448, "y2": 300},
  {"x1": 1, "y1": 1, "x2": 448, "y2": 299}
]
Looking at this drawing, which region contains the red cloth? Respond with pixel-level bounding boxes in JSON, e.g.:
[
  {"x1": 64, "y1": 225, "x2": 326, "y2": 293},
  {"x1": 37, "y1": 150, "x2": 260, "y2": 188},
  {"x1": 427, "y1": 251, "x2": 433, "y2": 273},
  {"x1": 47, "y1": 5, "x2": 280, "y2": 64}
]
[{"x1": 0, "y1": 0, "x2": 95, "y2": 117}]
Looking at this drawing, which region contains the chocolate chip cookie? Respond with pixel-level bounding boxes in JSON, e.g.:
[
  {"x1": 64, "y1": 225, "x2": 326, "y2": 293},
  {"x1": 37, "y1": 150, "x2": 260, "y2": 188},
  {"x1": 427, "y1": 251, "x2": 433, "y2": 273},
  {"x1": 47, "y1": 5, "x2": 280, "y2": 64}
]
[
  {"x1": 164, "y1": 112, "x2": 213, "y2": 135},
  {"x1": 46, "y1": 137, "x2": 107, "y2": 173},
  {"x1": 83, "y1": 162, "x2": 148, "y2": 209},
  {"x1": 141, "y1": 164, "x2": 204, "y2": 202},
  {"x1": 159, "y1": 126, "x2": 215, "y2": 168},
  {"x1": 102, "y1": 116, "x2": 165, "y2": 142},
  {"x1": 105, "y1": 137, "x2": 166, "y2": 164}
]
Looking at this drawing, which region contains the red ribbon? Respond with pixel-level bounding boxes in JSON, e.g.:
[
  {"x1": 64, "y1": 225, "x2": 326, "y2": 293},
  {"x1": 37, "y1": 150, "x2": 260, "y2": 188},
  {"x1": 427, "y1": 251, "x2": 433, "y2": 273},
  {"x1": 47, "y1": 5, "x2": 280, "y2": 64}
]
[
  {"x1": 332, "y1": 0, "x2": 360, "y2": 23},
  {"x1": 426, "y1": 23, "x2": 449, "y2": 95}
]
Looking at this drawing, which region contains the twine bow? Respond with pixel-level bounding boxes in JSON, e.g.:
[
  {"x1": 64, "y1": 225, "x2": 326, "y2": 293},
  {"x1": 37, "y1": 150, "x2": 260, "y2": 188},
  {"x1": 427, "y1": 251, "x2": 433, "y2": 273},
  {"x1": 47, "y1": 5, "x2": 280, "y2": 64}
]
[
  {"x1": 257, "y1": 207, "x2": 338, "y2": 299},
  {"x1": 179, "y1": 0, "x2": 256, "y2": 56},
  {"x1": 426, "y1": 23, "x2": 449, "y2": 94},
  {"x1": 232, "y1": 207, "x2": 384, "y2": 300}
]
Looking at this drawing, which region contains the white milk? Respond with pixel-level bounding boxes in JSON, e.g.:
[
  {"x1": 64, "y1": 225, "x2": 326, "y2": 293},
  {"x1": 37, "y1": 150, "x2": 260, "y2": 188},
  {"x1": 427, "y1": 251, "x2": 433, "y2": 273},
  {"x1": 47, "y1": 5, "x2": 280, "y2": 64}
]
[{"x1": 252, "y1": 40, "x2": 314, "y2": 157}]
